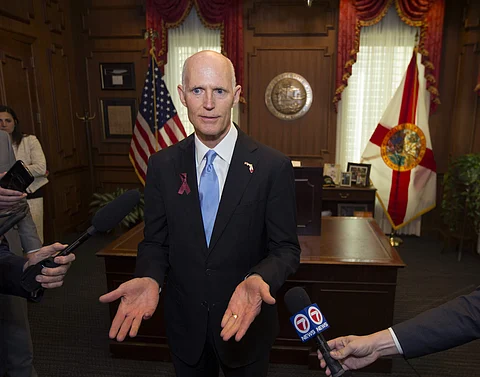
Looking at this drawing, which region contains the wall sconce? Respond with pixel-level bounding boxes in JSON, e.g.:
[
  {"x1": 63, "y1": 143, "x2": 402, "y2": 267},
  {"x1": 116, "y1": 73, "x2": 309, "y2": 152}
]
[{"x1": 307, "y1": 0, "x2": 313, "y2": 6}]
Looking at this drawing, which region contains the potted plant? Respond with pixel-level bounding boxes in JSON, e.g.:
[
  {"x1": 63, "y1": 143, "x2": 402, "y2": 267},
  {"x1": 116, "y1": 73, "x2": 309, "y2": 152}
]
[
  {"x1": 441, "y1": 153, "x2": 480, "y2": 256},
  {"x1": 89, "y1": 187, "x2": 145, "y2": 230}
]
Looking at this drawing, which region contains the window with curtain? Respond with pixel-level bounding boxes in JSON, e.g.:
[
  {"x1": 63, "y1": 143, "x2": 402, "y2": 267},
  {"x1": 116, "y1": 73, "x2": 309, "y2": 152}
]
[
  {"x1": 336, "y1": 9, "x2": 424, "y2": 235},
  {"x1": 336, "y1": 9, "x2": 417, "y2": 171},
  {"x1": 164, "y1": 7, "x2": 221, "y2": 136}
]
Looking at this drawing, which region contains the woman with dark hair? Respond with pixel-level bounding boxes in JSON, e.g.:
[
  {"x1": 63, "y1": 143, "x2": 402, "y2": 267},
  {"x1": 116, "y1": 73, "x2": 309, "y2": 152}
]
[{"x1": 0, "y1": 105, "x2": 48, "y2": 244}]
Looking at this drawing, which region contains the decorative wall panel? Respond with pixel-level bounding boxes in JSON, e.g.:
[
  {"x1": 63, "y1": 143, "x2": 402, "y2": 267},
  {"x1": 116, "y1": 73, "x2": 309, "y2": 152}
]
[
  {"x1": 48, "y1": 44, "x2": 76, "y2": 159},
  {"x1": 0, "y1": 0, "x2": 34, "y2": 24},
  {"x1": 0, "y1": 51, "x2": 36, "y2": 135},
  {"x1": 43, "y1": 0, "x2": 66, "y2": 34},
  {"x1": 247, "y1": 1, "x2": 334, "y2": 36},
  {"x1": 83, "y1": 7, "x2": 144, "y2": 39},
  {"x1": 248, "y1": 47, "x2": 335, "y2": 158}
]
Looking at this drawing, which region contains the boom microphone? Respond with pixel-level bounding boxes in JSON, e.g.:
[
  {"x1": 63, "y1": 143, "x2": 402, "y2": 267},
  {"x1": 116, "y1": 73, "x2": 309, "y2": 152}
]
[
  {"x1": 284, "y1": 286, "x2": 347, "y2": 377},
  {"x1": 20, "y1": 189, "x2": 141, "y2": 292}
]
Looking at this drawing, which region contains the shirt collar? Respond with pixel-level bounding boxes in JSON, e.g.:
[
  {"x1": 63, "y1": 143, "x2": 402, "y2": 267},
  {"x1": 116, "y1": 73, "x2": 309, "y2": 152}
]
[{"x1": 195, "y1": 123, "x2": 238, "y2": 166}]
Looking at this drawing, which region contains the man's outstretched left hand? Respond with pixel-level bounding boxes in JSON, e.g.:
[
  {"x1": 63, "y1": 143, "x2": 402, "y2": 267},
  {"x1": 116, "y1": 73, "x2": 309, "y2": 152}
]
[{"x1": 220, "y1": 274, "x2": 275, "y2": 342}]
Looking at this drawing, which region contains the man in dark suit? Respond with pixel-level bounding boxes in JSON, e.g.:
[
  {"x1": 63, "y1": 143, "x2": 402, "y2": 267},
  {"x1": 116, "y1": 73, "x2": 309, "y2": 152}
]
[
  {"x1": 317, "y1": 286, "x2": 480, "y2": 375},
  {"x1": 100, "y1": 50, "x2": 301, "y2": 376},
  {"x1": 0, "y1": 130, "x2": 75, "y2": 376}
]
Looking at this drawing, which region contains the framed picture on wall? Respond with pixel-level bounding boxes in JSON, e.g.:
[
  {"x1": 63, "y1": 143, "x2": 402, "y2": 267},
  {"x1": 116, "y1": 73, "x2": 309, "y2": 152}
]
[
  {"x1": 347, "y1": 162, "x2": 371, "y2": 187},
  {"x1": 100, "y1": 63, "x2": 136, "y2": 90},
  {"x1": 100, "y1": 98, "x2": 136, "y2": 139}
]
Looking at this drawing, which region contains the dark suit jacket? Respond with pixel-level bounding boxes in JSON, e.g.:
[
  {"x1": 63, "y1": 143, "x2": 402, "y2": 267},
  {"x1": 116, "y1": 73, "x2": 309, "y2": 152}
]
[
  {"x1": 135, "y1": 127, "x2": 301, "y2": 367},
  {"x1": 0, "y1": 250, "x2": 30, "y2": 298},
  {"x1": 393, "y1": 286, "x2": 480, "y2": 358}
]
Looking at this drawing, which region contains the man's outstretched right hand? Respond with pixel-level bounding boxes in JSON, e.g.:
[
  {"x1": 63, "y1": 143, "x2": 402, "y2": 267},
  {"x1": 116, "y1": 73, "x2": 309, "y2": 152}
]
[{"x1": 99, "y1": 277, "x2": 160, "y2": 342}]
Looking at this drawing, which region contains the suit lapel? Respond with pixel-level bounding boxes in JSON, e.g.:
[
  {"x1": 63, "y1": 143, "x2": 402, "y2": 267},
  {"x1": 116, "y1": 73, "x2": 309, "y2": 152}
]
[
  {"x1": 174, "y1": 135, "x2": 206, "y2": 249},
  {"x1": 208, "y1": 130, "x2": 258, "y2": 253}
]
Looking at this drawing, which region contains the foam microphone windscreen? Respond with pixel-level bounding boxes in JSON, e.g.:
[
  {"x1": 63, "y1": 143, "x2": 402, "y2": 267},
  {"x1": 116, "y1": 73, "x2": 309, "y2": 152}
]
[
  {"x1": 91, "y1": 189, "x2": 141, "y2": 232},
  {"x1": 284, "y1": 286, "x2": 312, "y2": 315}
]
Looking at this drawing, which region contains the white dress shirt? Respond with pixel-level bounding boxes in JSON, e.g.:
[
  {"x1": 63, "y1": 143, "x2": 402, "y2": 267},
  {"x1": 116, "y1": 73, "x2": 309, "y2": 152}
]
[
  {"x1": 388, "y1": 327, "x2": 404, "y2": 354},
  {"x1": 194, "y1": 123, "x2": 238, "y2": 199}
]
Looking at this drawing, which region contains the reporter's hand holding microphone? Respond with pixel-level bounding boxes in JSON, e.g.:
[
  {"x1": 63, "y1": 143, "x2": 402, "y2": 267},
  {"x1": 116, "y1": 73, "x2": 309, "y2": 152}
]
[
  {"x1": 24, "y1": 243, "x2": 75, "y2": 289},
  {"x1": 317, "y1": 331, "x2": 399, "y2": 376},
  {"x1": 285, "y1": 286, "x2": 352, "y2": 377},
  {"x1": 20, "y1": 189, "x2": 141, "y2": 293}
]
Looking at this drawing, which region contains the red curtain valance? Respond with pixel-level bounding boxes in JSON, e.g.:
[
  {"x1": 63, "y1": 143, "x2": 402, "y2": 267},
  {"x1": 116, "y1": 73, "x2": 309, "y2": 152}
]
[
  {"x1": 146, "y1": 0, "x2": 244, "y2": 102},
  {"x1": 335, "y1": 0, "x2": 445, "y2": 112}
]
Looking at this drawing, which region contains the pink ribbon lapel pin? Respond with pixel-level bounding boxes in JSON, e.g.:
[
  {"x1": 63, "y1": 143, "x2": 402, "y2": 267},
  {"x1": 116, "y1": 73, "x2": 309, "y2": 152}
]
[{"x1": 178, "y1": 173, "x2": 191, "y2": 195}]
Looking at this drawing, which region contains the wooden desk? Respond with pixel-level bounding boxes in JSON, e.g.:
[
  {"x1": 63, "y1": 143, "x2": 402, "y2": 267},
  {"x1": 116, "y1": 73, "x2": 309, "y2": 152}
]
[
  {"x1": 322, "y1": 186, "x2": 376, "y2": 216},
  {"x1": 97, "y1": 217, "x2": 404, "y2": 371}
]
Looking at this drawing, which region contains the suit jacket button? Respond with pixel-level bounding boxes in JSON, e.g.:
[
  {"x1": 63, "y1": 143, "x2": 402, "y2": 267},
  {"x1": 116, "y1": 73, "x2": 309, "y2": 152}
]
[
  {"x1": 201, "y1": 301, "x2": 208, "y2": 307},
  {"x1": 205, "y1": 269, "x2": 212, "y2": 276}
]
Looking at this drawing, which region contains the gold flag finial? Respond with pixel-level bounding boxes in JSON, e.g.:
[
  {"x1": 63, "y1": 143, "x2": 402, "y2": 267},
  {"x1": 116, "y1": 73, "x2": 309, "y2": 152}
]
[
  {"x1": 144, "y1": 29, "x2": 159, "y2": 51},
  {"x1": 413, "y1": 29, "x2": 420, "y2": 53}
]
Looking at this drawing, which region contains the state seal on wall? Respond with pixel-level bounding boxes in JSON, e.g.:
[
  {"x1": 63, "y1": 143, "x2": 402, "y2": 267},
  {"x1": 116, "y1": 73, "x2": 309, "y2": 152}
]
[
  {"x1": 380, "y1": 123, "x2": 426, "y2": 172},
  {"x1": 265, "y1": 72, "x2": 313, "y2": 121}
]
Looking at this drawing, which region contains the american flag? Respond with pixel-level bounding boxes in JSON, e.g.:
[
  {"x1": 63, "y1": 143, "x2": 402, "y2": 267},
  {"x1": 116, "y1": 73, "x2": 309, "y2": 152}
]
[{"x1": 129, "y1": 56, "x2": 187, "y2": 185}]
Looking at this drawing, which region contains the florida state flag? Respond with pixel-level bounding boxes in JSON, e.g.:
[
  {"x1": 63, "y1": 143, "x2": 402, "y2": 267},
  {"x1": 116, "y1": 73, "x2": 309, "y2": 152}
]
[{"x1": 361, "y1": 51, "x2": 437, "y2": 230}]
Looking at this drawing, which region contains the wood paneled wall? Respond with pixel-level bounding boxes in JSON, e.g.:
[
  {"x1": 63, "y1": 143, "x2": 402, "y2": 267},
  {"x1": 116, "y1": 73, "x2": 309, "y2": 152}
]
[
  {"x1": 422, "y1": 0, "x2": 480, "y2": 232},
  {"x1": 0, "y1": 0, "x2": 89, "y2": 241},
  {"x1": 1, "y1": 0, "x2": 479, "y2": 239},
  {"x1": 449, "y1": 0, "x2": 480, "y2": 157},
  {"x1": 78, "y1": 0, "x2": 145, "y2": 193},
  {"x1": 242, "y1": 0, "x2": 337, "y2": 163}
]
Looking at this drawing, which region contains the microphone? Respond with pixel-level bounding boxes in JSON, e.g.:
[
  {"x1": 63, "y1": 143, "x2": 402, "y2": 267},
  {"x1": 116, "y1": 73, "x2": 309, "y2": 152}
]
[
  {"x1": 284, "y1": 286, "x2": 347, "y2": 377},
  {"x1": 20, "y1": 189, "x2": 141, "y2": 292}
]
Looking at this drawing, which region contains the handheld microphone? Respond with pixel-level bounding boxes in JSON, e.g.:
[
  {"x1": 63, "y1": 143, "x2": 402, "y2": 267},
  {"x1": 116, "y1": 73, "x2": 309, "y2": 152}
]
[
  {"x1": 20, "y1": 189, "x2": 141, "y2": 292},
  {"x1": 284, "y1": 286, "x2": 347, "y2": 377}
]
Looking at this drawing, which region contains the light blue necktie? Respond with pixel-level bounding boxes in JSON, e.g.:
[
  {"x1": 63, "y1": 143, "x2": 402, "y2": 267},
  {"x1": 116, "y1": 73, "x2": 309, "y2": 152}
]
[{"x1": 199, "y1": 150, "x2": 219, "y2": 246}]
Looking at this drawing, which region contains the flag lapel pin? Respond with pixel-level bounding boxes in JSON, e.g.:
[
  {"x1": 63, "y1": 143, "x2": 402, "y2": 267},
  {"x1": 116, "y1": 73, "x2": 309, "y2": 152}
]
[{"x1": 244, "y1": 162, "x2": 254, "y2": 174}]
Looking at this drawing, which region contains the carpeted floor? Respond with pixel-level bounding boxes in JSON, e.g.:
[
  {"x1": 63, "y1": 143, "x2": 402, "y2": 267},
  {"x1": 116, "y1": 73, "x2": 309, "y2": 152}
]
[{"x1": 27, "y1": 232, "x2": 480, "y2": 377}]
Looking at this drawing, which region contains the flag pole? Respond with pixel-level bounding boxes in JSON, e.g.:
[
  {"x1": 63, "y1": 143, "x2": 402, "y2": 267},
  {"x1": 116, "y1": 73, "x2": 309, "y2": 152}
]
[
  {"x1": 389, "y1": 33, "x2": 421, "y2": 248},
  {"x1": 145, "y1": 28, "x2": 160, "y2": 152},
  {"x1": 389, "y1": 167, "x2": 404, "y2": 247}
]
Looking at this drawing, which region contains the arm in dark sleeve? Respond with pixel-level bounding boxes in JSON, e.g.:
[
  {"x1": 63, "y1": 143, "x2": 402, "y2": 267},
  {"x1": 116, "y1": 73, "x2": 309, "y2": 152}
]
[
  {"x1": 248, "y1": 157, "x2": 301, "y2": 295},
  {"x1": 393, "y1": 286, "x2": 480, "y2": 358},
  {"x1": 134, "y1": 156, "x2": 170, "y2": 287},
  {"x1": 0, "y1": 252, "x2": 31, "y2": 298}
]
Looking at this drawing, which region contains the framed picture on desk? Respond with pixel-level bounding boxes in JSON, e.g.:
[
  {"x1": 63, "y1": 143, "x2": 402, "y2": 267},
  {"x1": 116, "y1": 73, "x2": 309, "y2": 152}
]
[
  {"x1": 340, "y1": 171, "x2": 352, "y2": 187},
  {"x1": 337, "y1": 203, "x2": 368, "y2": 217},
  {"x1": 323, "y1": 163, "x2": 340, "y2": 185},
  {"x1": 347, "y1": 162, "x2": 371, "y2": 187}
]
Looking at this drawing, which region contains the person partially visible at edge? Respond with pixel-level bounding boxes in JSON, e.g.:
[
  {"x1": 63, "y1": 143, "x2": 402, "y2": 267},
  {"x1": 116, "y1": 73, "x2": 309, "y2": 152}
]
[
  {"x1": 100, "y1": 50, "x2": 301, "y2": 377},
  {"x1": 318, "y1": 286, "x2": 480, "y2": 375},
  {"x1": 0, "y1": 130, "x2": 72, "y2": 377},
  {"x1": 0, "y1": 237, "x2": 74, "y2": 298},
  {"x1": 0, "y1": 105, "x2": 49, "y2": 244}
]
